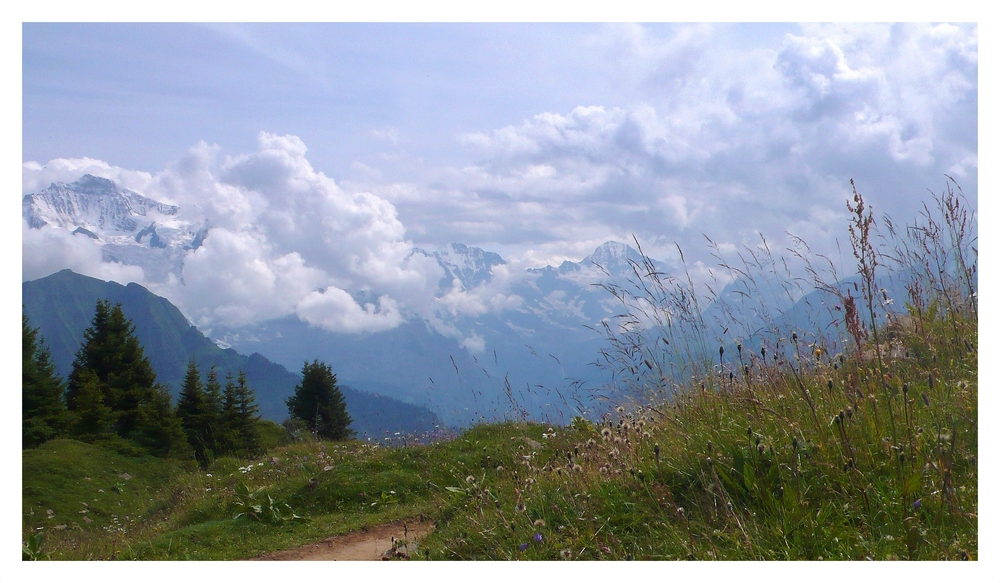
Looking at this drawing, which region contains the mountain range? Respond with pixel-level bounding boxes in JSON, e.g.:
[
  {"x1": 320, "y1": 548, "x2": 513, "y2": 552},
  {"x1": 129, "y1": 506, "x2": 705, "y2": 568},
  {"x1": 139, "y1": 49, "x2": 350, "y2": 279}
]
[
  {"x1": 22, "y1": 269, "x2": 443, "y2": 439},
  {"x1": 23, "y1": 174, "x2": 914, "y2": 427}
]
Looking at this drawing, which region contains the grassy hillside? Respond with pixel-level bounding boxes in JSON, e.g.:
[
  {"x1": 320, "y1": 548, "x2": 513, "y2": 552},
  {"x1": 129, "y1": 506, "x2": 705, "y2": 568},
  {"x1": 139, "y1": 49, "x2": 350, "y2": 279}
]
[{"x1": 22, "y1": 185, "x2": 976, "y2": 561}]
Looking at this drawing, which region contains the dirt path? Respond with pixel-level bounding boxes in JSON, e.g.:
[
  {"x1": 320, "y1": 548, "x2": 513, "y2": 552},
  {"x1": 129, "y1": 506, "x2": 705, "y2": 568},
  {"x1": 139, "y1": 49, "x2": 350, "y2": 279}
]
[{"x1": 253, "y1": 517, "x2": 434, "y2": 561}]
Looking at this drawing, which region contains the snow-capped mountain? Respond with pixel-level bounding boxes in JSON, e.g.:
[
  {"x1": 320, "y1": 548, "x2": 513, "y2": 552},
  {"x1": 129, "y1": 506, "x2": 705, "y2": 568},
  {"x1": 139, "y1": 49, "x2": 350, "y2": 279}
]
[
  {"x1": 21, "y1": 174, "x2": 663, "y2": 423},
  {"x1": 433, "y1": 243, "x2": 506, "y2": 290},
  {"x1": 23, "y1": 175, "x2": 201, "y2": 281}
]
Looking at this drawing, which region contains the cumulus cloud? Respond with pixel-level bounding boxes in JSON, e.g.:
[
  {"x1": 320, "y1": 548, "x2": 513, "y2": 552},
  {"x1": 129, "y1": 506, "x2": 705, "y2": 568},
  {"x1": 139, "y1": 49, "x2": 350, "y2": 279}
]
[
  {"x1": 22, "y1": 132, "x2": 458, "y2": 336},
  {"x1": 22, "y1": 221, "x2": 146, "y2": 284},
  {"x1": 296, "y1": 287, "x2": 403, "y2": 334},
  {"x1": 23, "y1": 158, "x2": 153, "y2": 195},
  {"x1": 362, "y1": 23, "x2": 975, "y2": 275},
  {"x1": 22, "y1": 24, "x2": 976, "y2": 339}
]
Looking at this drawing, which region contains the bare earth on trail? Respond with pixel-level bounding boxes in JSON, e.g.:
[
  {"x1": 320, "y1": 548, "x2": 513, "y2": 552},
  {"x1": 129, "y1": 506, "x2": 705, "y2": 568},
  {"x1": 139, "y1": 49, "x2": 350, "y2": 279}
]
[{"x1": 253, "y1": 518, "x2": 434, "y2": 561}]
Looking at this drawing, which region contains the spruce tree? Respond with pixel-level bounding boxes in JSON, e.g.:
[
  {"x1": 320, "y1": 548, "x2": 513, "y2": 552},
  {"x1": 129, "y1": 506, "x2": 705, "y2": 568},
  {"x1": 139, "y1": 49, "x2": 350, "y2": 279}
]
[
  {"x1": 287, "y1": 360, "x2": 354, "y2": 441},
  {"x1": 67, "y1": 299, "x2": 188, "y2": 457},
  {"x1": 219, "y1": 373, "x2": 240, "y2": 455},
  {"x1": 234, "y1": 371, "x2": 262, "y2": 456},
  {"x1": 215, "y1": 371, "x2": 263, "y2": 457},
  {"x1": 23, "y1": 310, "x2": 68, "y2": 447},
  {"x1": 176, "y1": 360, "x2": 212, "y2": 465},
  {"x1": 68, "y1": 368, "x2": 114, "y2": 441},
  {"x1": 203, "y1": 366, "x2": 224, "y2": 455}
]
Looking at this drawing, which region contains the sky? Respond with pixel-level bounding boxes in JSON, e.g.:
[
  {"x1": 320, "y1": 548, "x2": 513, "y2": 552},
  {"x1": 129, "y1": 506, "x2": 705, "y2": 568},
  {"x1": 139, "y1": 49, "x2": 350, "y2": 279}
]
[{"x1": 21, "y1": 22, "x2": 979, "y2": 334}]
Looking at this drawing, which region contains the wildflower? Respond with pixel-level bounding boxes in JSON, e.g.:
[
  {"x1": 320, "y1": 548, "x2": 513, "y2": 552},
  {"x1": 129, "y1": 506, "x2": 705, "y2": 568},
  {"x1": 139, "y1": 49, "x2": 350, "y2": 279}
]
[
  {"x1": 601, "y1": 427, "x2": 612, "y2": 438},
  {"x1": 515, "y1": 502, "x2": 526, "y2": 513},
  {"x1": 534, "y1": 519, "x2": 545, "y2": 527},
  {"x1": 560, "y1": 549, "x2": 572, "y2": 560},
  {"x1": 573, "y1": 464, "x2": 583, "y2": 472},
  {"x1": 616, "y1": 406, "x2": 625, "y2": 414},
  {"x1": 913, "y1": 499, "x2": 922, "y2": 510},
  {"x1": 599, "y1": 466, "x2": 608, "y2": 474},
  {"x1": 534, "y1": 533, "x2": 543, "y2": 542},
  {"x1": 519, "y1": 543, "x2": 529, "y2": 551},
  {"x1": 466, "y1": 476, "x2": 476, "y2": 483}
]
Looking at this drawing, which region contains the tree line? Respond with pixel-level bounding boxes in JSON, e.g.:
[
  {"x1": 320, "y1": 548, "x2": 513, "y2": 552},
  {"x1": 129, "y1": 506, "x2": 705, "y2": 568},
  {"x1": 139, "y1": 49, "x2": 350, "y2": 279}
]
[{"x1": 23, "y1": 300, "x2": 353, "y2": 463}]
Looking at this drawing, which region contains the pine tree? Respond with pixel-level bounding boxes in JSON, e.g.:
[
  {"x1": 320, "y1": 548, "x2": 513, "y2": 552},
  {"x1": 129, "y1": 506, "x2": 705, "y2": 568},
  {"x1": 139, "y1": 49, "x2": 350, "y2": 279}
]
[
  {"x1": 286, "y1": 360, "x2": 354, "y2": 441},
  {"x1": 68, "y1": 368, "x2": 114, "y2": 440},
  {"x1": 233, "y1": 371, "x2": 262, "y2": 456},
  {"x1": 215, "y1": 371, "x2": 263, "y2": 457},
  {"x1": 218, "y1": 373, "x2": 240, "y2": 455},
  {"x1": 23, "y1": 310, "x2": 68, "y2": 448},
  {"x1": 203, "y1": 366, "x2": 224, "y2": 455},
  {"x1": 67, "y1": 299, "x2": 188, "y2": 457},
  {"x1": 135, "y1": 386, "x2": 191, "y2": 459},
  {"x1": 176, "y1": 360, "x2": 212, "y2": 465}
]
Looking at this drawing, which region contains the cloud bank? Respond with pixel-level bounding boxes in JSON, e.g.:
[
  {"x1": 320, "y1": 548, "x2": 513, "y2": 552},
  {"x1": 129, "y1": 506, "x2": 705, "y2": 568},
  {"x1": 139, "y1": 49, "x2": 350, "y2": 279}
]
[
  {"x1": 23, "y1": 23, "x2": 976, "y2": 339},
  {"x1": 353, "y1": 23, "x2": 976, "y2": 270}
]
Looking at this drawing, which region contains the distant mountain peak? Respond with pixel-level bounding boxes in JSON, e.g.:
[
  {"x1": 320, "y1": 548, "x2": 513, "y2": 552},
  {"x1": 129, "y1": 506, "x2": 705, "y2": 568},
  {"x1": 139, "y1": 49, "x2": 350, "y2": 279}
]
[
  {"x1": 70, "y1": 174, "x2": 119, "y2": 195},
  {"x1": 583, "y1": 241, "x2": 647, "y2": 273},
  {"x1": 433, "y1": 242, "x2": 506, "y2": 290},
  {"x1": 23, "y1": 174, "x2": 196, "y2": 282}
]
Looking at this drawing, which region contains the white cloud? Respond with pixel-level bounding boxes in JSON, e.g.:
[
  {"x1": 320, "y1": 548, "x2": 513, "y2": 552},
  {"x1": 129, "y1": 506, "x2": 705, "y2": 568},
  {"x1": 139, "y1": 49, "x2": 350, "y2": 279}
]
[
  {"x1": 22, "y1": 158, "x2": 153, "y2": 196},
  {"x1": 21, "y1": 24, "x2": 976, "y2": 341},
  {"x1": 22, "y1": 132, "x2": 454, "y2": 335},
  {"x1": 365, "y1": 23, "x2": 975, "y2": 274},
  {"x1": 295, "y1": 287, "x2": 403, "y2": 334},
  {"x1": 22, "y1": 221, "x2": 146, "y2": 284}
]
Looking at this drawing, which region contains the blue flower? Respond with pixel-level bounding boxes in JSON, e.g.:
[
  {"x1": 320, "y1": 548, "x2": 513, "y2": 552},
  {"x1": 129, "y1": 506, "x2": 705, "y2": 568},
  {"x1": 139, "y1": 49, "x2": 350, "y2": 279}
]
[
  {"x1": 534, "y1": 533, "x2": 543, "y2": 543},
  {"x1": 518, "y1": 543, "x2": 529, "y2": 551}
]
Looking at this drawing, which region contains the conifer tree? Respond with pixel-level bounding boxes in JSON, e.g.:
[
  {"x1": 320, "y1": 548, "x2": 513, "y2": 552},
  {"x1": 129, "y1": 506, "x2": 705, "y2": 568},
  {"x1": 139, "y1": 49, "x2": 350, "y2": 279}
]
[
  {"x1": 67, "y1": 299, "x2": 188, "y2": 457},
  {"x1": 23, "y1": 310, "x2": 68, "y2": 447},
  {"x1": 135, "y1": 386, "x2": 190, "y2": 459},
  {"x1": 287, "y1": 360, "x2": 354, "y2": 441},
  {"x1": 203, "y1": 366, "x2": 224, "y2": 454},
  {"x1": 233, "y1": 371, "x2": 262, "y2": 456},
  {"x1": 218, "y1": 373, "x2": 240, "y2": 455},
  {"x1": 216, "y1": 372, "x2": 263, "y2": 457},
  {"x1": 67, "y1": 368, "x2": 114, "y2": 440},
  {"x1": 176, "y1": 360, "x2": 212, "y2": 465}
]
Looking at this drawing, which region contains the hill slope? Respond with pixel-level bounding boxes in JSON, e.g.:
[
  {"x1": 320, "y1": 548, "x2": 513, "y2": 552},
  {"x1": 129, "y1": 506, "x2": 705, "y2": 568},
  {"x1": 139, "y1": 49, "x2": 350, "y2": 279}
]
[{"x1": 22, "y1": 269, "x2": 443, "y2": 437}]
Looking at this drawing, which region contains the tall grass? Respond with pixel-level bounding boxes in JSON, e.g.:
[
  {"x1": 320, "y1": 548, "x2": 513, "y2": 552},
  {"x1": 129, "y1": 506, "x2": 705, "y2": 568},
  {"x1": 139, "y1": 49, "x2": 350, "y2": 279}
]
[{"x1": 418, "y1": 182, "x2": 976, "y2": 560}]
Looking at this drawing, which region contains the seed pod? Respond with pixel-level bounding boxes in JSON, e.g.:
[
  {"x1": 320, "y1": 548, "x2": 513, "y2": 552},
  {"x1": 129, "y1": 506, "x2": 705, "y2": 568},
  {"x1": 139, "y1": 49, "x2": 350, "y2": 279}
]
[
  {"x1": 792, "y1": 436, "x2": 798, "y2": 450},
  {"x1": 828, "y1": 379, "x2": 834, "y2": 392},
  {"x1": 928, "y1": 373, "x2": 934, "y2": 390},
  {"x1": 922, "y1": 393, "x2": 930, "y2": 407},
  {"x1": 902, "y1": 383, "x2": 909, "y2": 395}
]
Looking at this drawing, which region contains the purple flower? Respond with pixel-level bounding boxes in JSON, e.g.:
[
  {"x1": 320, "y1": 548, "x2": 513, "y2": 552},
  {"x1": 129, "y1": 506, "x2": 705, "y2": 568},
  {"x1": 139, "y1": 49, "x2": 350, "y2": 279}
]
[
  {"x1": 518, "y1": 543, "x2": 529, "y2": 551},
  {"x1": 913, "y1": 499, "x2": 922, "y2": 510},
  {"x1": 534, "y1": 533, "x2": 543, "y2": 543}
]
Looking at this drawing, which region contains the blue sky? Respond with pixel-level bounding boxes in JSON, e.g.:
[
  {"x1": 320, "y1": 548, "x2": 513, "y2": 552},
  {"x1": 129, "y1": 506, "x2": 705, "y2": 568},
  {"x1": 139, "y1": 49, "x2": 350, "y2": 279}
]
[{"x1": 21, "y1": 21, "x2": 979, "y2": 332}]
